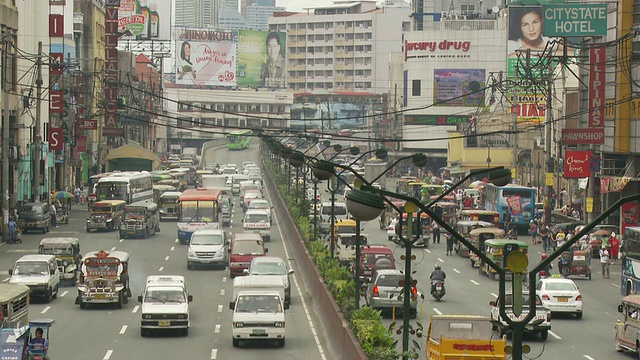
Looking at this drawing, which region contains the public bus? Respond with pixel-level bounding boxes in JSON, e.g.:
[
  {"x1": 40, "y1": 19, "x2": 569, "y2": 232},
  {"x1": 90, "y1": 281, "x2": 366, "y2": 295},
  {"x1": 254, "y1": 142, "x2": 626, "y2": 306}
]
[
  {"x1": 226, "y1": 129, "x2": 252, "y2": 150},
  {"x1": 177, "y1": 188, "x2": 221, "y2": 244},
  {"x1": 94, "y1": 171, "x2": 154, "y2": 204},
  {"x1": 622, "y1": 226, "x2": 640, "y2": 296},
  {"x1": 88, "y1": 172, "x2": 114, "y2": 204},
  {"x1": 483, "y1": 183, "x2": 536, "y2": 233}
]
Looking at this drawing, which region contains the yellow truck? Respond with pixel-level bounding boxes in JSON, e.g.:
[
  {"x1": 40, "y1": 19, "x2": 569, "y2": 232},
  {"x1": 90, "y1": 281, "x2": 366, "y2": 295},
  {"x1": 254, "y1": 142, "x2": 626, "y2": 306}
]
[{"x1": 427, "y1": 315, "x2": 506, "y2": 360}]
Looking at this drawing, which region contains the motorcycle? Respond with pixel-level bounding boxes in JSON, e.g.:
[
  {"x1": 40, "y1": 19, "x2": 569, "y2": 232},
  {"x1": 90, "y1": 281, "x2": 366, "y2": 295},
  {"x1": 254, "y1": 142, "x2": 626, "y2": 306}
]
[
  {"x1": 431, "y1": 280, "x2": 446, "y2": 301},
  {"x1": 558, "y1": 252, "x2": 571, "y2": 277}
]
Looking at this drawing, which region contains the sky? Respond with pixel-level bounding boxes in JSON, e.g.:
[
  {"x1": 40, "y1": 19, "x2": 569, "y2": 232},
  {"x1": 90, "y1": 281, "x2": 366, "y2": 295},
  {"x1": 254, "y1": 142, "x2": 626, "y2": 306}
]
[{"x1": 277, "y1": 0, "x2": 344, "y2": 12}]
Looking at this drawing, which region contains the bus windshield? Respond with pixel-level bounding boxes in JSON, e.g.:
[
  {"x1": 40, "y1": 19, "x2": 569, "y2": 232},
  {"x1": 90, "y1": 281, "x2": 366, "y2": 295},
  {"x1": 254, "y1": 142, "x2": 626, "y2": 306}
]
[
  {"x1": 96, "y1": 183, "x2": 127, "y2": 201},
  {"x1": 180, "y1": 201, "x2": 216, "y2": 222}
]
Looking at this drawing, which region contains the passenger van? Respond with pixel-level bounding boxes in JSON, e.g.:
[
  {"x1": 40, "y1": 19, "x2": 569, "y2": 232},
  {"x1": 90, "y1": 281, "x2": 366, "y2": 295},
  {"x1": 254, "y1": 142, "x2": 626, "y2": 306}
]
[
  {"x1": 319, "y1": 202, "x2": 349, "y2": 234},
  {"x1": 9, "y1": 254, "x2": 61, "y2": 302},
  {"x1": 231, "y1": 175, "x2": 249, "y2": 196},
  {"x1": 18, "y1": 202, "x2": 51, "y2": 234}
]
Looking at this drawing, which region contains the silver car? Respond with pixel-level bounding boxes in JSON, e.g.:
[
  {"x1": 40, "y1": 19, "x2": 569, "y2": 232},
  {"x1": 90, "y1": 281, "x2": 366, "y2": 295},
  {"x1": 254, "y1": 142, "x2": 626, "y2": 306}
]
[
  {"x1": 245, "y1": 256, "x2": 293, "y2": 305},
  {"x1": 365, "y1": 269, "x2": 417, "y2": 318},
  {"x1": 187, "y1": 229, "x2": 229, "y2": 270}
]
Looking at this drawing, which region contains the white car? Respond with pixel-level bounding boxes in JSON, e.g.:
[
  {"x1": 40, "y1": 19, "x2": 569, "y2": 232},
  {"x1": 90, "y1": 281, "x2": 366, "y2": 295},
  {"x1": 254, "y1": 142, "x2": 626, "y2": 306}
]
[
  {"x1": 386, "y1": 219, "x2": 398, "y2": 241},
  {"x1": 535, "y1": 277, "x2": 583, "y2": 319}
]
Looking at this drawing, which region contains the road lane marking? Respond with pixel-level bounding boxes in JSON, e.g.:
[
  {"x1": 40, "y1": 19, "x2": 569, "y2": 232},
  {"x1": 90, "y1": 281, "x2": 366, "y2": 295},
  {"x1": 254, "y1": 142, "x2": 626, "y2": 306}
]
[
  {"x1": 452, "y1": 269, "x2": 460, "y2": 274},
  {"x1": 158, "y1": 267, "x2": 164, "y2": 272},
  {"x1": 210, "y1": 349, "x2": 218, "y2": 359},
  {"x1": 2, "y1": 278, "x2": 9, "y2": 282},
  {"x1": 437, "y1": 258, "x2": 444, "y2": 263},
  {"x1": 220, "y1": 289, "x2": 225, "y2": 296},
  {"x1": 222, "y1": 277, "x2": 227, "y2": 283},
  {"x1": 175, "y1": 239, "x2": 179, "y2": 243},
  {"x1": 490, "y1": 293, "x2": 497, "y2": 298},
  {"x1": 218, "y1": 305, "x2": 223, "y2": 313},
  {"x1": 433, "y1": 308, "x2": 443, "y2": 315},
  {"x1": 119, "y1": 239, "x2": 123, "y2": 243},
  {"x1": 164, "y1": 256, "x2": 170, "y2": 261},
  {"x1": 214, "y1": 324, "x2": 221, "y2": 333},
  {"x1": 119, "y1": 325, "x2": 127, "y2": 335},
  {"x1": 611, "y1": 282, "x2": 621, "y2": 288},
  {"x1": 132, "y1": 305, "x2": 140, "y2": 313},
  {"x1": 103, "y1": 350, "x2": 113, "y2": 360},
  {"x1": 170, "y1": 246, "x2": 175, "y2": 251},
  {"x1": 424, "y1": 249, "x2": 431, "y2": 253},
  {"x1": 110, "y1": 246, "x2": 116, "y2": 251},
  {"x1": 470, "y1": 280, "x2": 480, "y2": 286},
  {"x1": 41, "y1": 306, "x2": 50, "y2": 314},
  {"x1": 548, "y1": 330, "x2": 562, "y2": 340},
  {"x1": 583, "y1": 356, "x2": 595, "y2": 360},
  {"x1": 60, "y1": 290, "x2": 68, "y2": 297}
]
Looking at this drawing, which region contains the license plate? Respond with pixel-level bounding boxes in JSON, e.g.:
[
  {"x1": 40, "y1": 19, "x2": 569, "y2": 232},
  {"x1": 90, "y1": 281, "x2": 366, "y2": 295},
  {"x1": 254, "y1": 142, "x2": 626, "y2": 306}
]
[
  {"x1": 557, "y1": 297, "x2": 568, "y2": 302},
  {"x1": 158, "y1": 320, "x2": 170, "y2": 327},
  {"x1": 94, "y1": 294, "x2": 106, "y2": 299},
  {"x1": 435, "y1": 286, "x2": 443, "y2": 291},
  {"x1": 128, "y1": 231, "x2": 135, "y2": 234},
  {"x1": 252, "y1": 329, "x2": 266, "y2": 335}
]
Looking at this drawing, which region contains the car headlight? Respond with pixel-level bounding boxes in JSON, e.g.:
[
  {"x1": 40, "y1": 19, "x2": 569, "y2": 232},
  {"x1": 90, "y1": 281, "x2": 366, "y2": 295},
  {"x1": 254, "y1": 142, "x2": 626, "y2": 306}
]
[
  {"x1": 233, "y1": 322, "x2": 244, "y2": 328},
  {"x1": 188, "y1": 249, "x2": 196, "y2": 257},
  {"x1": 106, "y1": 218, "x2": 113, "y2": 222},
  {"x1": 274, "y1": 322, "x2": 284, "y2": 328},
  {"x1": 142, "y1": 314, "x2": 151, "y2": 319}
]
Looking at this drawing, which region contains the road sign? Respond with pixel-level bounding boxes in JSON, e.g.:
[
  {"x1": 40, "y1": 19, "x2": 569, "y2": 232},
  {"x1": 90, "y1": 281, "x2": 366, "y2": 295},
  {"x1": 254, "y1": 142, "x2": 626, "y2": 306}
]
[{"x1": 543, "y1": 5, "x2": 608, "y2": 37}]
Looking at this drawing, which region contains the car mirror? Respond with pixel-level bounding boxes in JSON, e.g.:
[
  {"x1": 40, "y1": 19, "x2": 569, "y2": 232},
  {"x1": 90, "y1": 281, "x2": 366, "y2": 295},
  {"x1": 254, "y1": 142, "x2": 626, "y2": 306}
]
[
  {"x1": 229, "y1": 301, "x2": 235, "y2": 310},
  {"x1": 188, "y1": 295, "x2": 193, "y2": 302},
  {"x1": 489, "y1": 301, "x2": 496, "y2": 306},
  {"x1": 288, "y1": 269, "x2": 294, "y2": 275},
  {"x1": 138, "y1": 295, "x2": 143, "y2": 303},
  {"x1": 618, "y1": 304, "x2": 624, "y2": 313}
]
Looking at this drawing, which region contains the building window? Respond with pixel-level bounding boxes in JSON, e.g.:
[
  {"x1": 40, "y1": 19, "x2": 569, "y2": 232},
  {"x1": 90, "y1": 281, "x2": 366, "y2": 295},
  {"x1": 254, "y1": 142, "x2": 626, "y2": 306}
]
[{"x1": 412, "y1": 80, "x2": 421, "y2": 96}]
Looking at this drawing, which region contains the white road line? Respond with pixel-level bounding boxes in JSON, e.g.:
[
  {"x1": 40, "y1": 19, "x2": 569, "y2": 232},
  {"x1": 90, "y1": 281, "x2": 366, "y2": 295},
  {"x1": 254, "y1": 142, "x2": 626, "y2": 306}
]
[
  {"x1": 470, "y1": 280, "x2": 480, "y2": 286},
  {"x1": 2, "y1": 277, "x2": 9, "y2": 282},
  {"x1": 611, "y1": 283, "x2": 621, "y2": 288},
  {"x1": 452, "y1": 268, "x2": 460, "y2": 274},
  {"x1": 490, "y1": 293, "x2": 498, "y2": 298},
  {"x1": 158, "y1": 267, "x2": 164, "y2": 272},
  {"x1": 60, "y1": 290, "x2": 68, "y2": 297},
  {"x1": 214, "y1": 324, "x2": 221, "y2": 333},
  {"x1": 41, "y1": 306, "x2": 51, "y2": 314},
  {"x1": 175, "y1": 239, "x2": 179, "y2": 243},
  {"x1": 424, "y1": 249, "x2": 431, "y2": 253},
  {"x1": 433, "y1": 308, "x2": 443, "y2": 315},
  {"x1": 210, "y1": 349, "x2": 218, "y2": 360},
  {"x1": 119, "y1": 325, "x2": 127, "y2": 335},
  {"x1": 132, "y1": 305, "x2": 140, "y2": 313},
  {"x1": 103, "y1": 350, "x2": 113, "y2": 360},
  {"x1": 220, "y1": 289, "x2": 225, "y2": 296},
  {"x1": 583, "y1": 355, "x2": 596, "y2": 360},
  {"x1": 218, "y1": 305, "x2": 223, "y2": 313},
  {"x1": 119, "y1": 239, "x2": 123, "y2": 243},
  {"x1": 222, "y1": 277, "x2": 227, "y2": 283},
  {"x1": 164, "y1": 256, "x2": 170, "y2": 261},
  {"x1": 549, "y1": 330, "x2": 562, "y2": 340},
  {"x1": 170, "y1": 246, "x2": 175, "y2": 251},
  {"x1": 437, "y1": 258, "x2": 444, "y2": 263},
  {"x1": 110, "y1": 246, "x2": 116, "y2": 251}
]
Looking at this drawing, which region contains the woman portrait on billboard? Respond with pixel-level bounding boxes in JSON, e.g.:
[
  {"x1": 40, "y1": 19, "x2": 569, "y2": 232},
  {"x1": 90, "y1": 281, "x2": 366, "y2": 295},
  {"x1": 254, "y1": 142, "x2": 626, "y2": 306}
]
[
  {"x1": 260, "y1": 32, "x2": 285, "y2": 88},
  {"x1": 177, "y1": 41, "x2": 196, "y2": 81},
  {"x1": 508, "y1": 6, "x2": 549, "y2": 56}
]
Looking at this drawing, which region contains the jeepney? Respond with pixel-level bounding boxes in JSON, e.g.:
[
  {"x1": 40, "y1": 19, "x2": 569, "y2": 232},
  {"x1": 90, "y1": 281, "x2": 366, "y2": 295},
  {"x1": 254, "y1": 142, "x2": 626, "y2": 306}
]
[
  {"x1": 120, "y1": 201, "x2": 160, "y2": 239},
  {"x1": 158, "y1": 191, "x2": 182, "y2": 221},
  {"x1": 616, "y1": 294, "x2": 640, "y2": 354},
  {"x1": 459, "y1": 210, "x2": 501, "y2": 227},
  {"x1": 158, "y1": 179, "x2": 184, "y2": 192},
  {"x1": 479, "y1": 239, "x2": 528, "y2": 280},
  {"x1": 469, "y1": 228, "x2": 506, "y2": 268},
  {"x1": 333, "y1": 219, "x2": 368, "y2": 266},
  {"x1": 396, "y1": 212, "x2": 431, "y2": 247},
  {"x1": 453, "y1": 221, "x2": 494, "y2": 258},
  {"x1": 86, "y1": 200, "x2": 125, "y2": 232},
  {"x1": 38, "y1": 237, "x2": 81, "y2": 285},
  {"x1": 153, "y1": 184, "x2": 177, "y2": 203},
  {"x1": 435, "y1": 201, "x2": 458, "y2": 224},
  {"x1": 0, "y1": 284, "x2": 30, "y2": 329},
  {"x1": 76, "y1": 250, "x2": 131, "y2": 309}
]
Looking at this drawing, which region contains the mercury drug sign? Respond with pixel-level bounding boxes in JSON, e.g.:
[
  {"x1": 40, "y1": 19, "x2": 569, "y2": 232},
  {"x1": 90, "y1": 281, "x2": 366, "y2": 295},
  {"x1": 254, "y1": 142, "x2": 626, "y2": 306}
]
[{"x1": 543, "y1": 5, "x2": 607, "y2": 37}]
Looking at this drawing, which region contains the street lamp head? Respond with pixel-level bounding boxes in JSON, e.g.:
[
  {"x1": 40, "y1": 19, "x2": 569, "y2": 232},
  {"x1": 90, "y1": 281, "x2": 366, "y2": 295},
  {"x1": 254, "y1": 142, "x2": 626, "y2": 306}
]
[
  {"x1": 312, "y1": 160, "x2": 335, "y2": 180},
  {"x1": 333, "y1": 144, "x2": 343, "y2": 152},
  {"x1": 280, "y1": 147, "x2": 293, "y2": 159},
  {"x1": 375, "y1": 148, "x2": 388, "y2": 159},
  {"x1": 349, "y1": 146, "x2": 360, "y2": 155},
  {"x1": 346, "y1": 188, "x2": 385, "y2": 221},
  {"x1": 323, "y1": 140, "x2": 331, "y2": 147},
  {"x1": 289, "y1": 151, "x2": 305, "y2": 168},
  {"x1": 489, "y1": 168, "x2": 512, "y2": 187},
  {"x1": 411, "y1": 153, "x2": 428, "y2": 168}
]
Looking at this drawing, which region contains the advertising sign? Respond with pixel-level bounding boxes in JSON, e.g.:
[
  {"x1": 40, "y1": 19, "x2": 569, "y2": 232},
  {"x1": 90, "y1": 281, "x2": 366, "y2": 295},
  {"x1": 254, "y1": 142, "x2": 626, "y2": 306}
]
[
  {"x1": 588, "y1": 45, "x2": 606, "y2": 144},
  {"x1": 237, "y1": 30, "x2": 287, "y2": 89},
  {"x1": 433, "y1": 69, "x2": 485, "y2": 107},
  {"x1": 404, "y1": 114, "x2": 471, "y2": 126},
  {"x1": 622, "y1": 201, "x2": 639, "y2": 235},
  {"x1": 175, "y1": 29, "x2": 237, "y2": 87},
  {"x1": 561, "y1": 128, "x2": 605, "y2": 145},
  {"x1": 48, "y1": 128, "x2": 63, "y2": 151},
  {"x1": 564, "y1": 150, "x2": 591, "y2": 178},
  {"x1": 542, "y1": 5, "x2": 607, "y2": 37},
  {"x1": 404, "y1": 39, "x2": 471, "y2": 60},
  {"x1": 78, "y1": 119, "x2": 98, "y2": 130},
  {"x1": 76, "y1": 135, "x2": 88, "y2": 152},
  {"x1": 118, "y1": 0, "x2": 166, "y2": 40}
]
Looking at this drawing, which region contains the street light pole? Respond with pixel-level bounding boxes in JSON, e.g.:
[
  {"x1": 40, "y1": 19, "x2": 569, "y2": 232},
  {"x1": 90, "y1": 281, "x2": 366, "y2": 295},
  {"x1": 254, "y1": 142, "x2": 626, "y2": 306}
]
[
  {"x1": 354, "y1": 218, "x2": 362, "y2": 309},
  {"x1": 401, "y1": 204, "x2": 415, "y2": 359}
]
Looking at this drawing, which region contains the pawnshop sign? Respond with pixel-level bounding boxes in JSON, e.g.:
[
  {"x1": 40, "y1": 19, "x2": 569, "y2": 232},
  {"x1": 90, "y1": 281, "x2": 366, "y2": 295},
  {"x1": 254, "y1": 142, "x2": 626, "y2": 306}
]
[{"x1": 405, "y1": 40, "x2": 471, "y2": 60}]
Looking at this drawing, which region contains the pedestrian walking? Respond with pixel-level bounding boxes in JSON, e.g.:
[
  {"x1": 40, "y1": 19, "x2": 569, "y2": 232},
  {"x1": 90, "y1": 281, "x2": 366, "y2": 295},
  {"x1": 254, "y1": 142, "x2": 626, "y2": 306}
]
[
  {"x1": 609, "y1": 233, "x2": 620, "y2": 264},
  {"x1": 580, "y1": 236, "x2": 593, "y2": 268},
  {"x1": 445, "y1": 233, "x2": 455, "y2": 255},
  {"x1": 600, "y1": 247, "x2": 611, "y2": 279},
  {"x1": 555, "y1": 229, "x2": 566, "y2": 248},
  {"x1": 432, "y1": 223, "x2": 441, "y2": 244},
  {"x1": 50, "y1": 203, "x2": 58, "y2": 228},
  {"x1": 530, "y1": 221, "x2": 538, "y2": 245},
  {"x1": 540, "y1": 225, "x2": 550, "y2": 252}
]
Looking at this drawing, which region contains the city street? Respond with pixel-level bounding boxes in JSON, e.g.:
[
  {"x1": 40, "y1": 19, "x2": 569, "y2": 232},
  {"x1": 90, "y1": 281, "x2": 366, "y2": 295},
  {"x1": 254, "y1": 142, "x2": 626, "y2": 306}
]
[{"x1": 0, "y1": 146, "x2": 328, "y2": 360}]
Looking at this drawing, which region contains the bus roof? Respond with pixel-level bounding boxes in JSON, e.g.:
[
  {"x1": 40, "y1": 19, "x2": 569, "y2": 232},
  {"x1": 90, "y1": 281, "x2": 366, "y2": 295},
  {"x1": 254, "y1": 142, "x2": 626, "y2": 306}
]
[
  {"x1": 179, "y1": 188, "x2": 221, "y2": 201},
  {"x1": 98, "y1": 172, "x2": 152, "y2": 183},
  {"x1": 0, "y1": 284, "x2": 30, "y2": 302},
  {"x1": 227, "y1": 129, "x2": 253, "y2": 136}
]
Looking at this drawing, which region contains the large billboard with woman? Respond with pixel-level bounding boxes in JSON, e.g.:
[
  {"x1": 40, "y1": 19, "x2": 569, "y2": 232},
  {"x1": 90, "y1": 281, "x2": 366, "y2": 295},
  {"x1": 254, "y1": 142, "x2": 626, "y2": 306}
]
[
  {"x1": 237, "y1": 30, "x2": 287, "y2": 89},
  {"x1": 174, "y1": 29, "x2": 238, "y2": 87}
]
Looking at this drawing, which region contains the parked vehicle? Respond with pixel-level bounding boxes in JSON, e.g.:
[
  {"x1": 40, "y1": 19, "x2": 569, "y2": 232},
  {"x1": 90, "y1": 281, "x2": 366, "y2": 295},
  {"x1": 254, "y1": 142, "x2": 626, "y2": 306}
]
[
  {"x1": 86, "y1": 200, "x2": 126, "y2": 232},
  {"x1": 18, "y1": 202, "x2": 51, "y2": 234},
  {"x1": 9, "y1": 255, "x2": 61, "y2": 303},
  {"x1": 38, "y1": 237, "x2": 81, "y2": 286},
  {"x1": 139, "y1": 275, "x2": 193, "y2": 336},
  {"x1": 120, "y1": 201, "x2": 160, "y2": 239}
]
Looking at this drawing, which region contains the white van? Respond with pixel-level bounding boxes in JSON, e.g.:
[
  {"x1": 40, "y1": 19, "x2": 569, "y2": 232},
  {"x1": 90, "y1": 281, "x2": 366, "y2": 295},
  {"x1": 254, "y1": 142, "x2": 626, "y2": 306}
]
[
  {"x1": 9, "y1": 254, "x2": 61, "y2": 303},
  {"x1": 230, "y1": 275, "x2": 286, "y2": 309},
  {"x1": 139, "y1": 275, "x2": 193, "y2": 336},
  {"x1": 230, "y1": 289, "x2": 287, "y2": 348},
  {"x1": 231, "y1": 175, "x2": 249, "y2": 196},
  {"x1": 319, "y1": 202, "x2": 349, "y2": 233},
  {"x1": 243, "y1": 209, "x2": 271, "y2": 242}
]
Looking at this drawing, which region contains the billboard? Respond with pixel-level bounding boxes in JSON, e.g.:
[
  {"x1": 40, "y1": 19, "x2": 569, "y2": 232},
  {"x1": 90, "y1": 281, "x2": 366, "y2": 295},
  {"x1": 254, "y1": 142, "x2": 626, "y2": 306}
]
[
  {"x1": 433, "y1": 69, "x2": 485, "y2": 107},
  {"x1": 237, "y1": 30, "x2": 287, "y2": 89},
  {"x1": 118, "y1": 0, "x2": 169, "y2": 40},
  {"x1": 175, "y1": 29, "x2": 237, "y2": 87},
  {"x1": 564, "y1": 150, "x2": 591, "y2": 178}
]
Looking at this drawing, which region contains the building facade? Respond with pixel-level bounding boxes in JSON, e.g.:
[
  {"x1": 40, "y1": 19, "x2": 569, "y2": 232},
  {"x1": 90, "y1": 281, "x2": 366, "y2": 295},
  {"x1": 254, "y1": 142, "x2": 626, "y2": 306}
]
[
  {"x1": 175, "y1": 0, "x2": 219, "y2": 28},
  {"x1": 1, "y1": 0, "x2": 19, "y2": 208},
  {"x1": 246, "y1": 4, "x2": 285, "y2": 30},
  {"x1": 268, "y1": 1, "x2": 411, "y2": 94}
]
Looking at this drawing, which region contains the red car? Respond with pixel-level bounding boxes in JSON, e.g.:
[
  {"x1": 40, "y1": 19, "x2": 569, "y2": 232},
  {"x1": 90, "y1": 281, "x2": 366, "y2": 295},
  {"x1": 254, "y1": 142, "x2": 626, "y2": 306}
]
[
  {"x1": 229, "y1": 232, "x2": 268, "y2": 278},
  {"x1": 358, "y1": 245, "x2": 396, "y2": 282}
]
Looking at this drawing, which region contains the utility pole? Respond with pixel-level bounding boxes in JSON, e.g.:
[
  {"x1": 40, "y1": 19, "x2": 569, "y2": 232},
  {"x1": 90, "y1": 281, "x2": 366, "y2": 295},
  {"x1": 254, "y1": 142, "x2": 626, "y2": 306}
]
[
  {"x1": 2, "y1": 34, "x2": 10, "y2": 241},
  {"x1": 543, "y1": 54, "x2": 553, "y2": 225},
  {"x1": 33, "y1": 41, "x2": 43, "y2": 203},
  {"x1": 512, "y1": 54, "x2": 519, "y2": 183}
]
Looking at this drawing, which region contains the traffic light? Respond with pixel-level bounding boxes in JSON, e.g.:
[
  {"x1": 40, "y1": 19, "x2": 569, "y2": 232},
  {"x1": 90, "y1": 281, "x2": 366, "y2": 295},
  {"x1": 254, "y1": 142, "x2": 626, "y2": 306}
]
[{"x1": 503, "y1": 243, "x2": 520, "y2": 268}]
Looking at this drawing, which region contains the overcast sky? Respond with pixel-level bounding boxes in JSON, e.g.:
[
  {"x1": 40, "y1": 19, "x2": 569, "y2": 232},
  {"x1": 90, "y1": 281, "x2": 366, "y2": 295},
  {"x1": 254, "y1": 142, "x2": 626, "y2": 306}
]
[{"x1": 276, "y1": 0, "x2": 341, "y2": 12}]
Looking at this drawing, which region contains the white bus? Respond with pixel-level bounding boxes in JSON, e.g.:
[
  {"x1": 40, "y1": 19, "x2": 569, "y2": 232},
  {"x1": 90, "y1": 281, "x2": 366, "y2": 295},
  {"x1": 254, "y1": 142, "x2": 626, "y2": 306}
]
[{"x1": 95, "y1": 171, "x2": 154, "y2": 204}]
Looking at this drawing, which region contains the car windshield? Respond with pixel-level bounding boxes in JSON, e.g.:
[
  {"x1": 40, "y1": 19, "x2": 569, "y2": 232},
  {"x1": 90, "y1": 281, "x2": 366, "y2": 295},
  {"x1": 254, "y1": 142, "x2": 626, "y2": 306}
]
[
  {"x1": 235, "y1": 295, "x2": 282, "y2": 313},
  {"x1": 251, "y1": 261, "x2": 286, "y2": 275},
  {"x1": 232, "y1": 240, "x2": 264, "y2": 255},
  {"x1": 191, "y1": 234, "x2": 224, "y2": 246},
  {"x1": 376, "y1": 274, "x2": 402, "y2": 287},
  {"x1": 337, "y1": 226, "x2": 356, "y2": 234},
  {"x1": 249, "y1": 202, "x2": 268, "y2": 209},
  {"x1": 545, "y1": 282, "x2": 577, "y2": 291},
  {"x1": 145, "y1": 289, "x2": 186, "y2": 303},
  {"x1": 13, "y1": 262, "x2": 49, "y2": 276},
  {"x1": 245, "y1": 214, "x2": 269, "y2": 223},
  {"x1": 21, "y1": 206, "x2": 43, "y2": 215}
]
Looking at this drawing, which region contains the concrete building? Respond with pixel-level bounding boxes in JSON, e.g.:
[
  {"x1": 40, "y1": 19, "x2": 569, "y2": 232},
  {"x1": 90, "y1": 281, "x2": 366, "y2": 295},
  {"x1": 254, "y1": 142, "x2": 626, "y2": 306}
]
[
  {"x1": 268, "y1": 0, "x2": 411, "y2": 94},
  {"x1": 175, "y1": 0, "x2": 219, "y2": 28},
  {"x1": 162, "y1": 86, "x2": 292, "y2": 150},
  {"x1": 241, "y1": 0, "x2": 274, "y2": 17},
  {"x1": 219, "y1": 0, "x2": 248, "y2": 29},
  {"x1": 246, "y1": 4, "x2": 285, "y2": 30}
]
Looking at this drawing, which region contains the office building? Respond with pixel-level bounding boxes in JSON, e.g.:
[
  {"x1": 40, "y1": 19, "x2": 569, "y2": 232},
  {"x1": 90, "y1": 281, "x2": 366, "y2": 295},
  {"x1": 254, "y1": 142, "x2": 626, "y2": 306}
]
[
  {"x1": 246, "y1": 4, "x2": 284, "y2": 30},
  {"x1": 175, "y1": 0, "x2": 219, "y2": 28}
]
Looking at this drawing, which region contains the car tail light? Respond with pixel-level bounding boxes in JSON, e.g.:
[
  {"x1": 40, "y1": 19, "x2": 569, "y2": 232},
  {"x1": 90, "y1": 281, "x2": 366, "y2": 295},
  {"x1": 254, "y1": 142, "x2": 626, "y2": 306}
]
[
  {"x1": 412, "y1": 287, "x2": 417, "y2": 295},
  {"x1": 576, "y1": 295, "x2": 582, "y2": 301},
  {"x1": 372, "y1": 286, "x2": 379, "y2": 297},
  {"x1": 541, "y1": 294, "x2": 550, "y2": 300}
]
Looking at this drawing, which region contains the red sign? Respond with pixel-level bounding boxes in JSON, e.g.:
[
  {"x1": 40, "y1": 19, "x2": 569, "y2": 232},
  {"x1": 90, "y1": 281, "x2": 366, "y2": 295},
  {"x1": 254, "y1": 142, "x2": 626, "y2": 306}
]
[
  {"x1": 48, "y1": 127, "x2": 63, "y2": 151},
  {"x1": 622, "y1": 202, "x2": 639, "y2": 235},
  {"x1": 589, "y1": 46, "x2": 606, "y2": 128},
  {"x1": 103, "y1": 127, "x2": 125, "y2": 137},
  {"x1": 404, "y1": 40, "x2": 471, "y2": 60},
  {"x1": 506, "y1": 195, "x2": 523, "y2": 215},
  {"x1": 49, "y1": 53, "x2": 63, "y2": 75},
  {"x1": 76, "y1": 135, "x2": 87, "y2": 152},
  {"x1": 49, "y1": 14, "x2": 64, "y2": 38},
  {"x1": 78, "y1": 119, "x2": 98, "y2": 130},
  {"x1": 564, "y1": 150, "x2": 592, "y2": 178},
  {"x1": 562, "y1": 128, "x2": 605, "y2": 145},
  {"x1": 49, "y1": 90, "x2": 63, "y2": 113}
]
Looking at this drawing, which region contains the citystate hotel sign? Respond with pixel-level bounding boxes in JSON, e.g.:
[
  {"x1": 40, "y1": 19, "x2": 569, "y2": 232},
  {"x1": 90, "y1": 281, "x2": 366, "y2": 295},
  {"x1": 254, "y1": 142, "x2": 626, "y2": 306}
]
[{"x1": 404, "y1": 40, "x2": 471, "y2": 60}]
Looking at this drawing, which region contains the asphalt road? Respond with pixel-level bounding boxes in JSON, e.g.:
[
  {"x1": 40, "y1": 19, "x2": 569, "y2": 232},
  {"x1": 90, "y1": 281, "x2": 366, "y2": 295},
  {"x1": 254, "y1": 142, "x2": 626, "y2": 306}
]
[{"x1": 0, "y1": 145, "x2": 328, "y2": 360}]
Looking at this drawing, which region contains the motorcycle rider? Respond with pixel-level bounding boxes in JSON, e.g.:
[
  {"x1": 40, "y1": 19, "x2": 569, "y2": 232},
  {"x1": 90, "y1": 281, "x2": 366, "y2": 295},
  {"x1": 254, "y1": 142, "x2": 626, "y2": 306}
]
[{"x1": 430, "y1": 264, "x2": 446, "y2": 294}]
